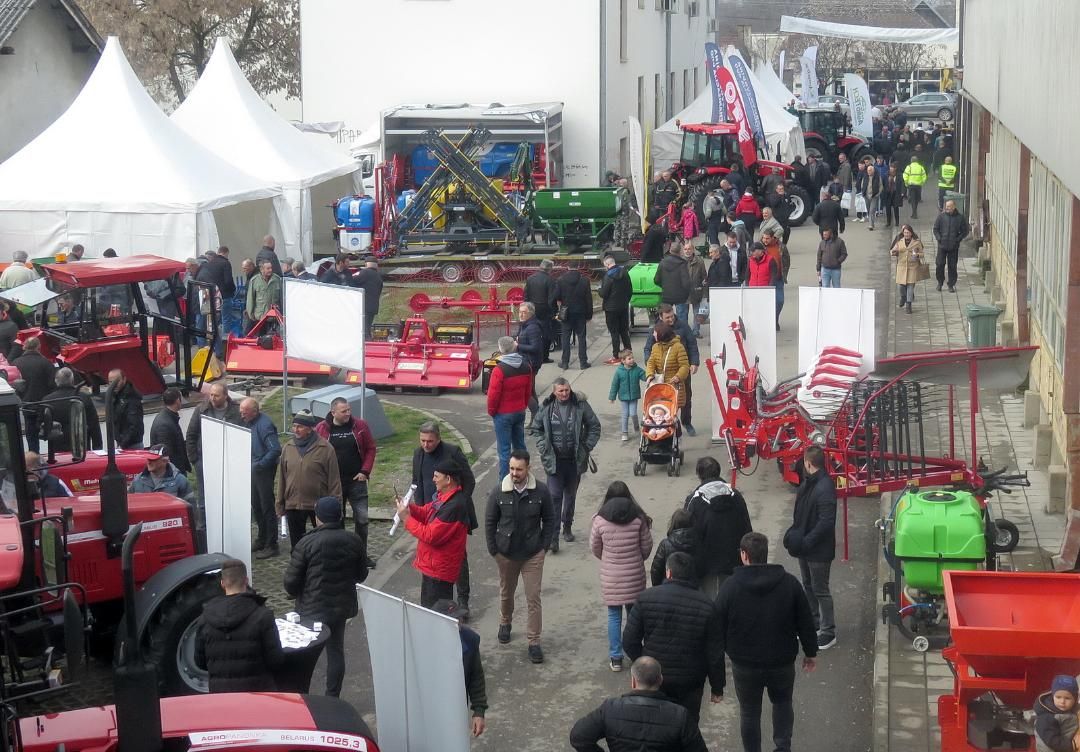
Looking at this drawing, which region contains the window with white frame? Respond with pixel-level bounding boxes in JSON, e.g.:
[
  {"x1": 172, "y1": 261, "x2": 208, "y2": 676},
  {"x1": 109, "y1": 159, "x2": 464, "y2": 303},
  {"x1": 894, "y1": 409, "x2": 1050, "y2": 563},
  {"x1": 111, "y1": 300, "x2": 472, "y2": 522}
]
[
  {"x1": 986, "y1": 119, "x2": 1020, "y2": 267},
  {"x1": 1027, "y1": 158, "x2": 1072, "y2": 367}
]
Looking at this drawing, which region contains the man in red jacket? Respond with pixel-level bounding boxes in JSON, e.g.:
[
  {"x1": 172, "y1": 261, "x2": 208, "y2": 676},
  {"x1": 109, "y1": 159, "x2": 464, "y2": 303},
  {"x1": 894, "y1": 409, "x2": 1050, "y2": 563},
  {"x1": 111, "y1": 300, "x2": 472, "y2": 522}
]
[
  {"x1": 316, "y1": 397, "x2": 377, "y2": 568},
  {"x1": 487, "y1": 336, "x2": 533, "y2": 478}
]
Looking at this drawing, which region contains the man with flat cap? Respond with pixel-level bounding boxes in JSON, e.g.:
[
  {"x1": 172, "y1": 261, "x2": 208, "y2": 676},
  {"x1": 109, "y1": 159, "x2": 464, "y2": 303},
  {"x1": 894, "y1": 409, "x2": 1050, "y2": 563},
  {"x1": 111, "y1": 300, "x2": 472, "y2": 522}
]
[
  {"x1": 276, "y1": 410, "x2": 342, "y2": 548},
  {"x1": 284, "y1": 496, "x2": 367, "y2": 698}
]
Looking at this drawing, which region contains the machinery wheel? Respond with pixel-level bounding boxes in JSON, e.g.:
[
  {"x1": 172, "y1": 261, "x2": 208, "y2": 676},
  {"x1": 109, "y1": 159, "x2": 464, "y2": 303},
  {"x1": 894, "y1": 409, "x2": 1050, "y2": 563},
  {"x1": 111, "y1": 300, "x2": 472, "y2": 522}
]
[
  {"x1": 475, "y1": 263, "x2": 499, "y2": 284},
  {"x1": 142, "y1": 574, "x2": 221, "y2": 695},
  {"x1": 784, "y1": 185, "x2": 811, "y2": 227},
  {"x1": 937, "y1": 107, "x2": 954, "y2": 122},
  {"x1": 990, "y1": 519, "x2": 1020, "y2": 553},
  {"x1": 637, "y1": 461, "x2": 648, "y2": 476},
  {"x1": 632, "y1": 463, "x2": 640, "y2": 476},
  {"x1": 687, "y1": 175, "x2": 726, "y2": 227},
  {"x1": 804, "y1": 139, "x2": 828, "y2": 166},
  {"x1": 439, "y1": 263, "x2": 465, "y2": 284},
  {"x1": 851, "y1": 146, "x2": 875, "y2": 164}
]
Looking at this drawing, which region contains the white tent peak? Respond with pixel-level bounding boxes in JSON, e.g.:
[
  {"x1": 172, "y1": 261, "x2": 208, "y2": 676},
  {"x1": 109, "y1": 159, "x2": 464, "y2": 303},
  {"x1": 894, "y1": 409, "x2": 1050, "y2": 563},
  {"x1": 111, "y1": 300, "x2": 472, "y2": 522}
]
[
  {"x1": 0, "y1": 36, "x2": 280, "y2": 214},
  {"x1": 173, "y1": 37, "x2": 357, "y2": 189}
]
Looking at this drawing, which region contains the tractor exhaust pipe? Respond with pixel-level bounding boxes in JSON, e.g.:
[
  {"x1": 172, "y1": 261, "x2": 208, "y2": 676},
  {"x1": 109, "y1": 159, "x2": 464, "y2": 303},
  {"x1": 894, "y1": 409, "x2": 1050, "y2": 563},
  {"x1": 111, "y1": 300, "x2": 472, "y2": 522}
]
[
  {"x1": 114, "y1": 522, "x2": 162, "y2": 752},
  {"x1": 100, "y1": 377, "x2": 129, "y2": 559}
]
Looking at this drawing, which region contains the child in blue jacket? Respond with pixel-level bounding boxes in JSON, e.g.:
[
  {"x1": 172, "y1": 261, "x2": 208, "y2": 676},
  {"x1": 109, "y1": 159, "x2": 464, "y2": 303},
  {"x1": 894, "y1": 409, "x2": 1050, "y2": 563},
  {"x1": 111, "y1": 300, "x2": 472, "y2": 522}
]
[{"x1": 609, "y1": 349, "x2": 647, "y2": 442}]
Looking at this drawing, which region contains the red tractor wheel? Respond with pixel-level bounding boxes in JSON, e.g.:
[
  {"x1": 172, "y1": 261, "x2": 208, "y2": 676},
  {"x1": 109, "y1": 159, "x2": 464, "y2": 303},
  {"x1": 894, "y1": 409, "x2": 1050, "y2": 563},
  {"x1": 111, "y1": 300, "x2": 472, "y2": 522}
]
[{"x1": 687, "y1": 175, "x2": 726, "y2": 227}]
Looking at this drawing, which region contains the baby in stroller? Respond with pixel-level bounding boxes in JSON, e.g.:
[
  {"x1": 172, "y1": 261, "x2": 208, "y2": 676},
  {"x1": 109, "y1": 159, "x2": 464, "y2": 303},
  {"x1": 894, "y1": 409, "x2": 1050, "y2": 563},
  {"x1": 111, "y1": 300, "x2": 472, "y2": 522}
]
[{"x1": 643, "y1": 403, "x2": 675, "y2": 441}]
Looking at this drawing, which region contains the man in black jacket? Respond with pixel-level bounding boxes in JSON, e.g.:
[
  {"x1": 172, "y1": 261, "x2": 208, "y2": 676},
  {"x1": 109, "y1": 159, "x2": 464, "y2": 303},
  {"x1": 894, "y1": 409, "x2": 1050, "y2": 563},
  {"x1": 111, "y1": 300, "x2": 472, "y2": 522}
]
[
  {"x1": 516, "y1": 302, "x2": 546, "y2": 427},
  {"x1": 932, "y1": 199, "x2": 970, "y2": 293},
  {"x1": 553, "y1": 269, "x2": 593, "y2": 370},
  {"x1": 432, "y1": 600, "x2": 489, "y2": 738},
  {"x1": 524, "y1": 260, "x2": 557, "y2": 362},
  {"x1": 811, "y1": 192, "x2": 845, "y2": 237},
  {"x1": 599, "y1": 255, "x2": 632, "y2": 365},
  {"x1": 783, "y1": 446, "x2": 838, "y2": 650},
  {"x1": 653, "y1": 245, "x2": 691, "y2": 325},
  {"x1": 623, "y1": 552, "x2": 724, "y2": 723},
  {"x1": 644, "y1": 305, "x2": 700, "y2": 435},
  {"x1": 412, "y1": 422, "x2": 477, "y2": 615},
  {"x1": 485, "y1": 450, "x2": 555, "y2": 659},
  {"x1": 195, "y1": 558, "x2": 283, "y2": 693},
  {"x1": 717, "y1": 532, "x2": 817, "y2": 752},
  {"x1": 107, "y1": 369, "x2": 143, "y2": 450},
  {"x1": 41, "y1": 367, "x2": 102, "y2": 453},
  {"x1": 684, "y1": 457, "x2": 752, "y2": 596},
  {"x1": 320, "y1": 254, "x2": 354, "y2": 287},
  {"x1": 283, "y1": 496, "x2": 367, "y2": 697},
  {"x1": 255, "y1": 235, "x2": 283, "y2": 277},
  {"x1": 149, "y1": 387, "x2": 189, "y2": 474},
  {"x1": 351, "y1": 259, "x2": 384, "y2": 336},
  {"x1": 570, "y1": 656, "x2": 708, "y2": 752}
]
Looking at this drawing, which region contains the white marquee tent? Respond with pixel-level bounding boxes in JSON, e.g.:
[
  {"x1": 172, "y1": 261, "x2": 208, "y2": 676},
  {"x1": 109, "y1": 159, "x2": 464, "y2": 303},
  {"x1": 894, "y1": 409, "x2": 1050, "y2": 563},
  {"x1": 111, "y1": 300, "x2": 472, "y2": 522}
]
[
  {"x1": 652, "y1": 47, "x2": 805, "y2": 169},
  {"x1": 0, "y1": 37, "x2": 282, "y2": 262},
  {"x1": 173, "y1": 38, "x2": 358, "y2": 264},
  {"x1": 754, "y1": 58, "x2": 798, "y2": 110}
]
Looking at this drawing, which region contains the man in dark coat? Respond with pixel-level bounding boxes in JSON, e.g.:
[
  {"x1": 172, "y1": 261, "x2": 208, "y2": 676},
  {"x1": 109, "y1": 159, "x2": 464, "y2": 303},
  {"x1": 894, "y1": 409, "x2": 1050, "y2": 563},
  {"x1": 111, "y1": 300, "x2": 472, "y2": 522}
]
[
  {"x1": 640, "y1": 221, "x2": 669, "y2": 264},
  {"x1": 195, "y1": 559, "x2": 283, "y2": 693},
  {"x1": 653, "y1": 245, "x2": 692, "y2": 325},
  {"x1": 315, "y1": 397, "x2": 377, "y2": 567},
  {"x1": 599, "y1": 255, "x2": 632, "y2": 364},
  {"x1": 283, "y1": 496, "x2": 367, "y2": 697},
  {"x1": 523, "y1": 260, "x2": 557, "y2": 361},
  {"x1": 186, "y1": 381, "x2": 242, "y2": 522},
  {"x1": 622, "y1": 552, "x2": 725, "y2": 723},
  {"x1": 811, "y1": 193, "x2": 845, "y2": 237},
  {"x1": 350, "y1": 259, "x2": 384, "y2": 337},
  {"x1": 41, "y1": 366, "x2": 102, "y2": 452},
  {"x1": 149, "y1": 387, "x2": 189, "y2": 473},
  {"x1": 783, "y1": 446, "x2": 838, "y2": 650},
  {"x1": 570, "y1": 656, "x2": 708, "y2": 752},
  {"x1": 684, "y1": 457, "x2": 752, "y2": 596},
  {"x1": 255, "y1": 235, "x2": 283, "y2": 278},
  {"x1": 432, "y1": 600, "x2": 489, "y2": 738},
  {"x1": 766, "y1": 184, "x2": 796, "y2": 245},
  {"x1": 515, "y1": 302, "x2": 546, "y2": 427},
  {"x1": 241, "y1": 397, "x2": 282, "y2": 559},
  {"x1": 716, "y1": 532, "x2": 818, "y2": 752},
  {"x1": 553, "y1": 269, "x2": 593, "y2": 370},
  {"x1": 932, "y1": 198, "x2": 971, "y2": 293},
  {"x1": 411, "y1": 421, "x2": 477, "y2": 616},
  {"x1": 107, "y1": 368, "x2": 143, "y2": 450},
  {"x1": 320, "y1": 254, "x2": 354, "y2": 287}
]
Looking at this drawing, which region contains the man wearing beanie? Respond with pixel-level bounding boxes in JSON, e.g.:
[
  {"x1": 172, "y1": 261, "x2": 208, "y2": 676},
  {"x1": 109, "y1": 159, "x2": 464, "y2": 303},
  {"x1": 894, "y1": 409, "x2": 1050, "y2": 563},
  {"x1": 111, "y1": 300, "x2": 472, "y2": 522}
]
[
  {"x1": 284, "y1": 496, "x2": 367, "y2": 698},
  {"x1": 396, "y1": 458, "x2": 471, "y2": 608},
  {"x1": 277, "y1": 410, "x2": 342, "y2": 547}
]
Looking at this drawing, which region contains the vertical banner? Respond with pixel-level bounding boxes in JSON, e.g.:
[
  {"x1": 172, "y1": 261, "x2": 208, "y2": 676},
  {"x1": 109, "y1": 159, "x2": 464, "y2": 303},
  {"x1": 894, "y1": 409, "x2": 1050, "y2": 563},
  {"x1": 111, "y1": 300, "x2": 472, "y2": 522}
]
[
  {"x1": 778, "y1": 50, "x2": 786, "y2": 81},
  {"x1": 843, "y1": 73, "x2": 874, "y2": 138},
  {"x1": 716, "y1": 66, "x2": 758, "y2": 167},
  {"x1": 800, "y1": 45, "x2": 819, "y2": 106},
  {"x1": 628, "y1": 116, "x2": 647, "y2": 233},
  {"x1": 359, "y1": 586, "x2": 470, "y2": 752},
  {"x1": 201, "y1": 417, "x2": 253, "y2": 580},
  {"x1": 725, "y1": 53, "x2": 766, "y2": 147},
  {"x1": 705, "y1": 42, "x2": 726, "y2": 123}
]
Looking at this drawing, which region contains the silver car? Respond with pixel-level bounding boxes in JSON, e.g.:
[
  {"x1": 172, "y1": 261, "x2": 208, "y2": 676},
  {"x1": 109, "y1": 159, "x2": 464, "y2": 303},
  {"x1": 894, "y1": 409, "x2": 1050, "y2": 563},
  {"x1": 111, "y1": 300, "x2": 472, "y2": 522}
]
[{"x1": 889, "y1": 92, "x2": 957, "y2": 122}]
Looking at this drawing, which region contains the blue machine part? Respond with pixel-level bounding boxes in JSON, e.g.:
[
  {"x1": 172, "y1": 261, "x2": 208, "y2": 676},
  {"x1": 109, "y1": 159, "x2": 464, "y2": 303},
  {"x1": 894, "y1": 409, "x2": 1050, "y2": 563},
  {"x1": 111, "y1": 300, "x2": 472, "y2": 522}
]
[
  {"x1": 335, "y1": 195, "x2": 375, "y2": 230},
  {"x1": 410, "y1": 142, "x2": 531, "y2": 187}
]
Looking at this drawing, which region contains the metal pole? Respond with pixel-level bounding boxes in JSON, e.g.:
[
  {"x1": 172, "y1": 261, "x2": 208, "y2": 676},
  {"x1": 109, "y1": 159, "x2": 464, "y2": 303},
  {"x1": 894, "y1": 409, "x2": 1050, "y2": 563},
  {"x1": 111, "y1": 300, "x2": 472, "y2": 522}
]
[
  {"x1": 282, "y1": 309, "x2": 289, "y2": 431},
  {"x1": 360, "y1": 300, "x2": 366, "y2": 421}
]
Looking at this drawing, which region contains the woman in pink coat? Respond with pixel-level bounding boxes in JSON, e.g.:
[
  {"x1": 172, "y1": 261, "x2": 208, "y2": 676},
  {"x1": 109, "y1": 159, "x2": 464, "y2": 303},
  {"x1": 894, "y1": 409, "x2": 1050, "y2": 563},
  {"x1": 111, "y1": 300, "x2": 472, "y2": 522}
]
[{"x1": 589, "y1": 481, "x2": 653, "y2": 672}]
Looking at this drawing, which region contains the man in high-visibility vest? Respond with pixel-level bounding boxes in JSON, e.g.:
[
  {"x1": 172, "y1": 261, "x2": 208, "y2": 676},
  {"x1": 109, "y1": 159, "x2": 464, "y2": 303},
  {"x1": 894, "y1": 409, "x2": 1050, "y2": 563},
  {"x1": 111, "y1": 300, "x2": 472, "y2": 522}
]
[
  {"x1": 902, "y1": 156, "x2": 928, "y2": 220},
  {"x1": 938, "y1": 156, "x2": 958, "y2": 210}
]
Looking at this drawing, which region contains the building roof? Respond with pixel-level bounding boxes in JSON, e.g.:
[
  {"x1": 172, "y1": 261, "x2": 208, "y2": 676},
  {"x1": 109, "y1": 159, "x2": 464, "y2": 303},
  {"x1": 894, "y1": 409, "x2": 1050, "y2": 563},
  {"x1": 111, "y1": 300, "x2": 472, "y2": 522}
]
[
  {"x1": 717, "y1": 0, "x2": 948, "y2": 32},
  {"x1": 0, "y1": 0, "x2": 103, "y2": 50}
]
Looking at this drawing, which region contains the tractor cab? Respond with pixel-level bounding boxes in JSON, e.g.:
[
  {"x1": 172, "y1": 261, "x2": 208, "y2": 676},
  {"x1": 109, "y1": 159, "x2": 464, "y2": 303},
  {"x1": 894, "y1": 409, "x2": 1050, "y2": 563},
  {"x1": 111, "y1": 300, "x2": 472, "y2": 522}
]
[
  {"x1": 796, "y1": 107, "x2": 872, "y2": 170},
  {"x1": 797, "y1": 108, "x2": 851, "y2": 144},
  {"x1": 677, "y1": 123, "x2": 738, "y2": 173}
]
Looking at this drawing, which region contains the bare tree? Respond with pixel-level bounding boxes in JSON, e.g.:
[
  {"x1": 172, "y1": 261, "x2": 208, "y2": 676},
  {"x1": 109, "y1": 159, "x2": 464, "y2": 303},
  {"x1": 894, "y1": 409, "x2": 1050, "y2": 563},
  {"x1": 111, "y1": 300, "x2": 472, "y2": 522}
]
[
  {"x1": 864, "y1": 41, "x2": 944, "y2": 93},
  {"x1": 82, "y1": 0, "x2": 299, "y2": 109}
]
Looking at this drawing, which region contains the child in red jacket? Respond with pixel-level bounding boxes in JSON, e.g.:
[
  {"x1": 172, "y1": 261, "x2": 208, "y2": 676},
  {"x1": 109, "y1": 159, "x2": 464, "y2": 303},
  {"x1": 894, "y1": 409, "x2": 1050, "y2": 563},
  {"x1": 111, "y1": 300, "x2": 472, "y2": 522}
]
[{"x1": 735, "y1": 190, "x2": 763, "y2": 238}]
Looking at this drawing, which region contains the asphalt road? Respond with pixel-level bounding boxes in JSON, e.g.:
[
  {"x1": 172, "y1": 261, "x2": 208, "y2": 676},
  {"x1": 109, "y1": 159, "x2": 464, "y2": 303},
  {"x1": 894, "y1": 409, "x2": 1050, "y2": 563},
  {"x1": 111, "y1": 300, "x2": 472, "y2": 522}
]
[{"x1": 319, "y1": 216, "x2": 892, "y2": 752}]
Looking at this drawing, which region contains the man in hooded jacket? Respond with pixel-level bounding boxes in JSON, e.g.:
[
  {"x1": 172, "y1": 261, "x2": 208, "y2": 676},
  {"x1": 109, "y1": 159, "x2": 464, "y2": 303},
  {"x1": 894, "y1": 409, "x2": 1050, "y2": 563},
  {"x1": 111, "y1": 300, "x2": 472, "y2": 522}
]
[
  {"x1": 684, "y1": 457, "x2": 752, "y2": 596},
  {"x1": 599, "y1": 255, "x2": 632, "y2": 365}
]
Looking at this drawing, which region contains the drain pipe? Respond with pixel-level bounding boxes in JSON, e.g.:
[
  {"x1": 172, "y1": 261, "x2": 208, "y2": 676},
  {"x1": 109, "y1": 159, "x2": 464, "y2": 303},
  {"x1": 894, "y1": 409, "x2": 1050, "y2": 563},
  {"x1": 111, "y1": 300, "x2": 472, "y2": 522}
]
[
  {"x1": 599, "y1": 0, "x2": 608, "y2": 182},
  {"x1": 665, "y1": 7, "x2": 673, "y2": 119}
]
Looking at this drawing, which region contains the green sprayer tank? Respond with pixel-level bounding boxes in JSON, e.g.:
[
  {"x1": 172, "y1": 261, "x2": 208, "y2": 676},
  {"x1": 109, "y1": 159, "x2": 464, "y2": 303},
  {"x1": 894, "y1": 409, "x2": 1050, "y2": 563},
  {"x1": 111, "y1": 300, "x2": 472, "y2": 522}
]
[
  {"x1": 627, "y1": 262, "x2": 661, "y2": 309},
  {"x1": 893, "y1": 489, "x2": 986, "y2": 592}
]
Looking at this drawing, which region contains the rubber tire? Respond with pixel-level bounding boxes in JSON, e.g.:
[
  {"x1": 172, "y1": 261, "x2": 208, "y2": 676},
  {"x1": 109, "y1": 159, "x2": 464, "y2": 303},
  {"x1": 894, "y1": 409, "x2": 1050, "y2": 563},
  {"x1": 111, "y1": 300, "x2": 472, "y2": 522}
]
[
  {"x1": 475, "y1": 263, "x2": 499, "y2": 284},
  {"x1": 440, "y1": 263, "x2": 465, "y2": 284},
  {"x1": 141, "y1": 574, "x2": 222, "y2": 695},
  {"x1": 937, "y1": 107, "x2": 953, "y2": 122},
  {"x1": 785, "y1": 185, "x2": 811, "y2": 227},
  {"x1": 991, "y1": 518, "x2": 1020, "y2": 553},
  {"x1": 851, "y1": 146, "x2": 875, "y2": 165},
  {"x1": 804, "y1": 138, "x2": 830, "y2": 170},
  {"x1": 687, "y1": 175, "x2": 726, "y2": 227}
]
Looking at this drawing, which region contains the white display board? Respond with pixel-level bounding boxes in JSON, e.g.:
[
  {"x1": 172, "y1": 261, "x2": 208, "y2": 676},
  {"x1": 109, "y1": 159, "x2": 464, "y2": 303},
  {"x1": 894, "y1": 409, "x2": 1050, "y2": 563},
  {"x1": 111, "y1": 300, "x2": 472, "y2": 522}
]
[
  {"x1": 797, "y1": 287, "x2": 877, "y2": 374},
  {"x1": 359, "y1": 586, "x2": 469, "y2": 752},
  {"x1": 201, "y1": 416, "x2": 253, "y2": 579},
  {"x1": 708, "y1": 287, "x2": 778, "y2": 440},
  {"x1": 283, "y1": 278, "x2": 365, "y2": 370}
]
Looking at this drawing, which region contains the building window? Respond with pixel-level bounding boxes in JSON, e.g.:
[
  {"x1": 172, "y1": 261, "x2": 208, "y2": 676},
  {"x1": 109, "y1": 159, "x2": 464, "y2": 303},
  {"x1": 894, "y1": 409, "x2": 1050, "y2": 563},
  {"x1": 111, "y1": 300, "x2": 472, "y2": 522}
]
[
  {"x1": 655, "y1": 73, "x2": 663, "y2": 127},
  {"x1": 694, "y1": 67, "x2": 699, "y2": 98},
  {"x1": 1027, "y1": 158, "x2": 1072, "y2": 368},
  {"x1": 620, "y1": 136, "x2": 629, "y2": 176},
  {"x1": 683, "y1": 69, "x2": 690, "y2": 107},
  {"x1": 670, "y1": 72, "x2": 677, "y2": 117},
  {"x1": 637, "y1": 76, "x2": 645, "y2": 126},
  {"x1": 620, "y1": 0, "x2": 629, "y2": 62},
  {"x1": 986, "y1": 120, "x2": 1021, "y2": 267}
]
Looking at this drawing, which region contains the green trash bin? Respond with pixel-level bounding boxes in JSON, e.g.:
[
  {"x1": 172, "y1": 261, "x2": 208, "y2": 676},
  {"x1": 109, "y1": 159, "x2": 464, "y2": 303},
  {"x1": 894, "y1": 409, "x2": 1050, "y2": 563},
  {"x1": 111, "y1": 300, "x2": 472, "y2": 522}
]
[
  {"x1": 945, "y1": 191, "x2": 967, "y2": 214},
  {"x1": 966, "y1": 304, "x2": 1002, "y2": 347}
]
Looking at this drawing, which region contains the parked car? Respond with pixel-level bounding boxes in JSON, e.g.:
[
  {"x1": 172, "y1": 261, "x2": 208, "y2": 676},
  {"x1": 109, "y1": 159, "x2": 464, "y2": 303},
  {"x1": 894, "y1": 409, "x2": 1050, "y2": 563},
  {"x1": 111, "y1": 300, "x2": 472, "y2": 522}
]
[{"x1": 888, "y1": 92, "x2": 957, "y2": 122}]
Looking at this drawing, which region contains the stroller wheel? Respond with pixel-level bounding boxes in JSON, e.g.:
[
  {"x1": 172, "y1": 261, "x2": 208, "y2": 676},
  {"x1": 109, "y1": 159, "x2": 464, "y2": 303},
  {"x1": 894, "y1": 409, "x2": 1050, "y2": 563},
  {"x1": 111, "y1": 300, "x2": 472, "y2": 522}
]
[
  {"x1": 674, "y1": 461, "x2": 682, "y2": 477},
  {"x1": 632, "y1": 463, "x2": 640, "y2": 476},
  {"x1": 637, "y1": 461, "x2": 647, "y2": 476}
]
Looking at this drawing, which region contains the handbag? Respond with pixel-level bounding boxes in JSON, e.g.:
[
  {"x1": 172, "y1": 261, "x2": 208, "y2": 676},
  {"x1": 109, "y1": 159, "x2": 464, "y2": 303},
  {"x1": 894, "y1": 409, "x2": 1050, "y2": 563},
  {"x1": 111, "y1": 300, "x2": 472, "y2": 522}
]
[
  {"x1": 916, "y1": 260, "x2": 932, "y2": 282},
  {"x1": 840, "y1": 191, "x2": 853, "y2": 211},
  {"x1": 855, "y1": 194, "x2": 868, "y2": 214}
]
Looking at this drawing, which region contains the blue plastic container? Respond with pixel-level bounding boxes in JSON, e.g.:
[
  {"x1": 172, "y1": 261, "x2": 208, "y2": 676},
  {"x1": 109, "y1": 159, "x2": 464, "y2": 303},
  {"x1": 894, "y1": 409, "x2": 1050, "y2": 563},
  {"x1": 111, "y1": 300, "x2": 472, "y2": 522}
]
[{"x1": 336, "y1": 195, "x2": 375, "y2": 231}]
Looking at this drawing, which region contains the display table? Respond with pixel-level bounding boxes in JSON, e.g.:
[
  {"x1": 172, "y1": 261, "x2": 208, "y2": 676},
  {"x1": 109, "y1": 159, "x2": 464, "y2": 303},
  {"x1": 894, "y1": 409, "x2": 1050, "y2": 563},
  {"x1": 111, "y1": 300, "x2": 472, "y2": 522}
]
[{"x1": 273, "y1": 618, "x2": 330, "y2": 693}]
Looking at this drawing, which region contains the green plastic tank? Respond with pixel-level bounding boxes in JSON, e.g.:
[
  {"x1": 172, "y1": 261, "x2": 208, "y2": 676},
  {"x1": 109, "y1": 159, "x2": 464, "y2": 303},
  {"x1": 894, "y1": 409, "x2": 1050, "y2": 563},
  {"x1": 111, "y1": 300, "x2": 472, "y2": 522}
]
[
  {"x1": 894, "y1": 489, "x2": 986, "y2": 592},
  {"x1": 627, "y1": 262, "x2": 661, "y2": 308},
  {"x1": 533, "y1": 188, "x2": 623, "y2": 220}
]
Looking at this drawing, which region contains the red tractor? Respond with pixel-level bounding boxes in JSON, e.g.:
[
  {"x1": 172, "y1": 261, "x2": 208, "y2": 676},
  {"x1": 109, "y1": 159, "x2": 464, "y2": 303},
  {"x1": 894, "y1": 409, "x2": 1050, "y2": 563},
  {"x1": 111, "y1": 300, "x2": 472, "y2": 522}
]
[
  {"x1": 670, "y1": 122, "x2": 813, "y2": 228},
  {"x1": 796, "y1": 107, "x2": 875, "y2": 172}
]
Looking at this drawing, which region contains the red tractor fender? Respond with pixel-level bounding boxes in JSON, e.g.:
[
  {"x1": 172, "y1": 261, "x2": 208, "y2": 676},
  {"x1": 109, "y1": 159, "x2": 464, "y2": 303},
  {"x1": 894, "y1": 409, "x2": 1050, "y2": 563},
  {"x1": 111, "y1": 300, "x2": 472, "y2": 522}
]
[
  {"x1": 754, "y1": 159, "x2": 793, "y2": 178},
  {"x1": 803, "y1": 131, "x2": 824, "y2": 143},
  {"x1": 837, "y1": 135, "x2": 865, "y2": 151}
]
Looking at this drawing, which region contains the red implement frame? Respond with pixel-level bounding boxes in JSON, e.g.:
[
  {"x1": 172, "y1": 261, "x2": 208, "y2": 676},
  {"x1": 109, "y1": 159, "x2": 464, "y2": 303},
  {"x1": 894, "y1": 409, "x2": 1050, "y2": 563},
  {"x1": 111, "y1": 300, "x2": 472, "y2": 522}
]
[
  {"x1": 224, "y1": 307, "x2": 335, "y2": 378},
  {"x1": 705, "y1": 319, "x2": 1037, "y2": 558},
  {"x1": 408, "y1": 286, "x2": 524, "y2": 338},
  {"x1": 345, "y1": 316, "x2": 480, "y2": 391},
  {"x1": 939, "y1": 570, "x2": 1080, "y2": 752}
]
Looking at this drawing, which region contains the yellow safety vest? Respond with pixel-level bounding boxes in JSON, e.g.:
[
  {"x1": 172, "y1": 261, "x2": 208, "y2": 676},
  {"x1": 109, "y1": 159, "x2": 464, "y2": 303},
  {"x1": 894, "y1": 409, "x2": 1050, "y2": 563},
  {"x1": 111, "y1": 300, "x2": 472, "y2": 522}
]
[
  {"x1": 938, "y1": 163, "x2": 958, "y2": 189},
  {"x1": 904, "y1": 162, "x2": 928, "y2": 187}
]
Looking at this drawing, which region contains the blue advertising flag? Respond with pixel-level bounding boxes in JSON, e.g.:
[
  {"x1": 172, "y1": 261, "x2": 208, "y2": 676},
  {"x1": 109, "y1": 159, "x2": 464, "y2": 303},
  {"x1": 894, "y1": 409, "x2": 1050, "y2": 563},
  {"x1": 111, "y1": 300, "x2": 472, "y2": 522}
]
[
  {"x1": 705, "y1": 43, "x2": 726, "y2": 123},
  {"x1": 726, "y1": 53, "x2": 766, "y2": 146}
]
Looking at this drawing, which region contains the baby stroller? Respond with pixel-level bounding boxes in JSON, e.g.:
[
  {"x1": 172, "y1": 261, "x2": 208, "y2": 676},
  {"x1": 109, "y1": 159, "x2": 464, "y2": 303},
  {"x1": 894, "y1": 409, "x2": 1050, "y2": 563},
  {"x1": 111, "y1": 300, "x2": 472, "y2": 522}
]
[{"x1": 633, "y1": 382, "x2": 684, "y2": 477}]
